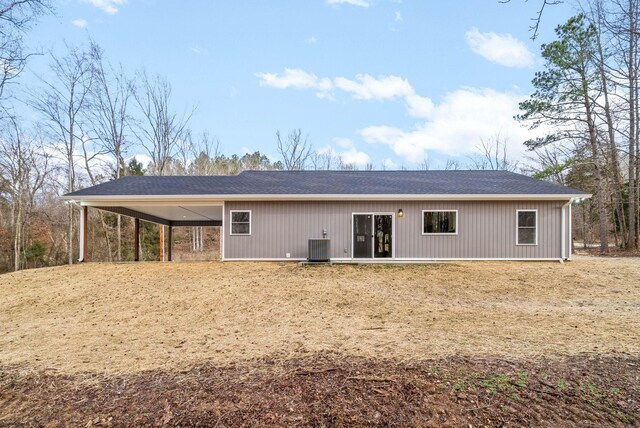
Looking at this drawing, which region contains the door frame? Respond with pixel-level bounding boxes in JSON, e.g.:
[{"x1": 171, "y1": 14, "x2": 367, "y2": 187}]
[{"x1": 351, "y1": 212, "x2": 396, "y2": 260}]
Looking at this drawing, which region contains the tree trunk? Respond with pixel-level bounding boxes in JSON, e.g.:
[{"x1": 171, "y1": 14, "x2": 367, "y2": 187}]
[
  {"x1": 68, "y1": 122, "x2": 75, "y2": 265},
  {"x1": 583, "y1": 78, "x2": 609, "y2": 253},
  {"x1": 596, "y1": 27, "x2": 627, "y2": 246},
  {"x1": 98, "y1": 211, "x2": 113, "y2": 261},
  {"x1": 628, "y1": 0, "x2": 638, "y2": 249},
  {"x1": 13, "y1": 203, "x2": 22, "y2": 272}
]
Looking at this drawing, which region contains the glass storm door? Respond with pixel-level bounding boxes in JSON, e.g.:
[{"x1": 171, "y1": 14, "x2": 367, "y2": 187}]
[
  {"x1": 353, "y1": 214, "x2": 373, "y2": 258},
  {"x1": 373, "y1": 214, "x2": 393, "y2": 258}
]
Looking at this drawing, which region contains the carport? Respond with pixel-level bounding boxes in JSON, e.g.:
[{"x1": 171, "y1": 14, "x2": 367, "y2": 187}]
[
  {"x1": 77, "y1": 201, "x2": 223, "y2": 262},
  {"x1": 63, "y1": 175, "x2": 240, "y2": 263}
]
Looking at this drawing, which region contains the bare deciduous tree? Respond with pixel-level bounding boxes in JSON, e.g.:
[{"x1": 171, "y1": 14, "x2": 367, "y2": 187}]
[
  {"x1": 89, "y1": 43, "x2": 134, "y2": 178},
  {"x1": 500, "y1": 0, "x2": 563, "y2": 40},
  {"x1": 601, "y1": 0, "x2": 640, "y2": 249},
  {"x1": 276, "y1": 128, "x2": 312, "y2": 170},
  {"x1": 419, "y1": 157, "x2": 430, "y2": 171},
  {"x1": 189, "y1": 131, "x2": 222, "y2": 175},
  {"x1": 133, "y1": 71, "x2": 194, "y2": 176},
  {"x1": 88, "y1": 43, "x2": 135, "y2": 260},
  {"x1": 444, "y1": 159, "x2": 461, "y2": 170},
  {"x1": 29, "y1": 43, "x2": 94, "y2": 264},
  {"x1": 0, "y1": 0, "x2": 52, "y2": 110},
  {"x1": 0, "y1": 117, "x2": 52, "y2": 271},
  {"x1": 310, "y1": 150, "x2": 334, "y2": 170},
  {"x1": 469, "y1": 135, "x2": 520, "y2": 172}
]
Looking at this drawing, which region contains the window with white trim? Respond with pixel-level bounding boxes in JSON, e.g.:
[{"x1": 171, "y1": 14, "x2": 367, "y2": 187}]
[
  {"x1": 422, "y1": 210, "x2": 457, "y2": 234},
  {"x1": 230, "y1": 210, "x2": 251, "y2": 235},
  {"x1": 516, "y1": 210, "x2": 537, "y2": 245}
]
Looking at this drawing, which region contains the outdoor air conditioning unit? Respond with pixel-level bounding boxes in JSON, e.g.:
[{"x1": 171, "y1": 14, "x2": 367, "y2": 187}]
[{"x1": 308, "y1": 238, "x2": 330, "y2": 262}]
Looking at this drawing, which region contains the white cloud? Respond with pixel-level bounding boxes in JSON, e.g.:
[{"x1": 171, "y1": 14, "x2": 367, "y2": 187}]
[
  {"x1": 318, "y1": 139, "x2": 371, "y2": 167},
  {"x1": 82, "y1": 0, "x2": 126, "y2": 15},
  {"x1": 72, "y1": 18, "x2": 88, "y2": 28},
  {"x1": 255, "y1": 69, "x2": 333, "y2": 98},
  {"x1": 334, "y1": 74, "x2": 413, "y2": 100},
  {"x1": 381, "y1": 158, "x2": 398, "y2": 170},
  {"x1": 394, "y1": 11, "x2": 403, "y2": 22},
  {"x1": 334, "y1": 137, "x2": 354, "y2": 149},
  {"x1": 306, "y1": 36, "x2": 318, "y2": 44},
  {"x1": 256, "y1": 68, "x2": 432, "y2": 117},
  {"x1": 316, "y1": 91, "x2": 336, "y2": 101},
  {"x1": 360, "y1": 87, "x2": 541, "y2": 161},
  {"x1": 405, "y1": 94, "x2": 433, "y2": 119},
  {"x1": 466, "y1": 27, "x2": 534, "y2": 68},
  {"x1": 340, "y1": 148, "x2": 371, "y2": 166},
  {"x1": 327, "y1": 0, "x2": 370, "y2": 7},
  {"x1": 190, "y1": 46, "x2": 202, "y2": 54},
  {"x1": 256, "y1": 69, "x2": 541, "y2": 164}
]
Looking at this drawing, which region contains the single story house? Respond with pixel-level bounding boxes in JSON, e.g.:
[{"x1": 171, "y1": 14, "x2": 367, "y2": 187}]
[{"x1": 63, "y1": 170, "x2": 590, "y2": 262}]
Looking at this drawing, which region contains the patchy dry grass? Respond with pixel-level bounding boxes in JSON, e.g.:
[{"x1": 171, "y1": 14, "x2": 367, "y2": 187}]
[{"x1": 0, "y1": 256, "x2": 638, "y2": 374}]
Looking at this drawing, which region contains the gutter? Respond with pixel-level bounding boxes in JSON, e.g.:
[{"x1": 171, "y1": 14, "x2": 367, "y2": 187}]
[{"x1": 62, "y1": 193, "x2": 593, "y2": 204}]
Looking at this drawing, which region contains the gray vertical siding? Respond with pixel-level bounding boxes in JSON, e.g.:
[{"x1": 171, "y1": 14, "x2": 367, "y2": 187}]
[{"x1": 224, "y1": 200, "x2": 569, "y2": 260}]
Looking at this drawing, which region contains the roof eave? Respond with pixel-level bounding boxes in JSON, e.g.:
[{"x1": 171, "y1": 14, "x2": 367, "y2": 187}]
[{"x1": 62, "y1": 193, "x2": 592, "y2": 204}]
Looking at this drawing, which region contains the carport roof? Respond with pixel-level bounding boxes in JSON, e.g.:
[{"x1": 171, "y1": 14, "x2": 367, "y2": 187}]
[{"x1": 63, "y1": 170, "x2": 589, "y2": 199}]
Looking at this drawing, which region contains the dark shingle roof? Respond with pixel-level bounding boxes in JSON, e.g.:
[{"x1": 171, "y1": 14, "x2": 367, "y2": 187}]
[
  {"x1": 65, "y1": 171, "x2": 585, "y2": 198},
  {"x1": 64, "y1": 170, "x2": 588, "y2": 198}
]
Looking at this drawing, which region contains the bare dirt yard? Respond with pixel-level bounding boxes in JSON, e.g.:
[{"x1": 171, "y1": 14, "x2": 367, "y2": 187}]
[{"x1": 1, "y1": 256, "x2": 639, "y2": 426}]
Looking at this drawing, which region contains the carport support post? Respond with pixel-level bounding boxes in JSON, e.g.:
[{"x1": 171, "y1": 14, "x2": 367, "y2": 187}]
[
  {"x1": 134, "y1": 218, "x2": 140, "y2": 262},
  {"x1": 83, "y1": 206, "x2": 88, "y2": 262},
  {"x1": 159, "y1": 225, "x2": 164, "y2": 262},
  {"x1": 168, "y1": 226, "x2": 173, "y2": 262},
  {"x1": 79, "y1": 205, "x2": 88, "y2": 262}
]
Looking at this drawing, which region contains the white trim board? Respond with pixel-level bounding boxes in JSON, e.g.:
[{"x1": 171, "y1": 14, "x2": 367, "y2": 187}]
[
  {"x1": 229, "y1": 209, "x2": 252, "y2": 236},
  {"x1": 422, "y1": 209, "x2": 459, "y2": 236},
  {"x1": 222, "y1": 258, "x2": 306, "y2": 262},
  {"x1": 516, "y1": 209, "x2": 538, "y2": 246},
  {"x1": 392, "y1": 257, "x2": 563, "y2": 262},
  {"x1": 222, "y1": 257, "x2": 565, "y2": 263},
  {"x1": 65, "y1": 193, "x2": 590, "y2": 203},
  {"x1": 351, "y1": 212, "x2": 396, "y2": 260}
]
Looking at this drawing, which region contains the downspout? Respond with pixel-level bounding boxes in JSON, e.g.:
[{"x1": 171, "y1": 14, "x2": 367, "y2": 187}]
[
  {"x1": 561, "y1": 199, "x2": 573, "y2": 261},
  {"x1": 568, "y1": 202, "x2": 573, "y2": 260},
  {"x1": 68, "y1": 200, "x2": 86, "y2": 263}
]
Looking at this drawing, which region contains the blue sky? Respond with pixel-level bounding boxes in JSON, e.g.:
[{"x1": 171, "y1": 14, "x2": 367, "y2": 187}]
[{"x1": 24, "y1": 0, "x2": 577, "y2": 169}]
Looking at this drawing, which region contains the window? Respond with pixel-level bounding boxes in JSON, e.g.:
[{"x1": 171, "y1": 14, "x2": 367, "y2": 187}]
[
  {"x1": 230, "y1": 210, "x2": 251, "y2": 235},
  {"x1": 423, "y1": 210, "x2": 457, "y2": 235},
  {"x1": 516, "y1": 210, "x2": 537, "y2": 245}
]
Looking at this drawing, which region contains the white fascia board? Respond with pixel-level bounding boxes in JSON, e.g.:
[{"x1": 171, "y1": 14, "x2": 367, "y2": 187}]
[
  {"x1": 77, "y1": 200, "x2": 225, "y2": 207},
  {"x1": 63, "y1": 193, "x2": 592, "y2": 204}
]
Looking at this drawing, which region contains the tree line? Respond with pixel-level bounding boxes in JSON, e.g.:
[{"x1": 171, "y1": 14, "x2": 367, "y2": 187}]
[
  {"x1": 517, "y1": 0, "x2": 640, "y2": 253},
  {"x1": 1, "y1": 0, "x2": 636, "y2": 274}
]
